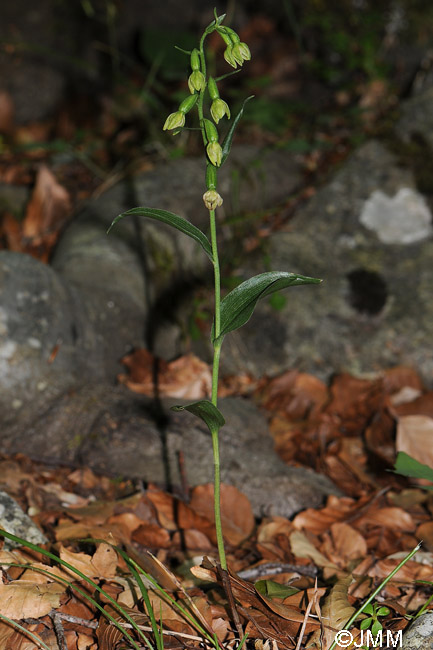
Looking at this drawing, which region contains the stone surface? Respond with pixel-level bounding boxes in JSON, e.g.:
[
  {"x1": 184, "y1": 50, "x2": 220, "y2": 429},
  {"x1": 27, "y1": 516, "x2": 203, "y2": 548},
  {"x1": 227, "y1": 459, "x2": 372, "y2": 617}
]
[
  {"x1": 402, "y1": 612, "x2": 433, "y2": 650},
  {"x1": 0, "y1": 247, "x2": 146, "y2": 426},
  {"x1": 395, "y1": 86, "x2": 433, "y2": 152},
  {"x1": 0, "y1": 385, "x2": 340, "y2": 519},
  {"x1": 0, "y1": 490, "x2": 47, "y2": 550},
  {"x1": 217, "y1": 140, "x2": 433, "y2": 385}
]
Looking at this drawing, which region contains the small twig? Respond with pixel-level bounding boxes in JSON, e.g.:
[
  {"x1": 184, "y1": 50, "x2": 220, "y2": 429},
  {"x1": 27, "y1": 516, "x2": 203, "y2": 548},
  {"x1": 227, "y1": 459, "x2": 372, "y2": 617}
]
[
  {"x1": 295, "y1": 579, "x2": 317, "y2": 650},
  {"x1": 51, "y1": 611, "x2": 98, "y2": 629},
  {"x1": 218, "y1": 565, "x2": 245, "y2": 642},
  {"x1": 238, "y1": 562, "x2": 318, "y2": 581},
  {"x1": 49, "y1": 610, "x2": 68, "y2": 650}
]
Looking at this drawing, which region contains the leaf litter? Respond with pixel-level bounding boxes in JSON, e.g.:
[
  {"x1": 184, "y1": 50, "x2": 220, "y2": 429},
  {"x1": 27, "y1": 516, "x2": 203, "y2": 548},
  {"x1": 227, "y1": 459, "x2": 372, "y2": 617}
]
[{"x1": 1, "y1": 364, "x2": 433, "y2": 649}]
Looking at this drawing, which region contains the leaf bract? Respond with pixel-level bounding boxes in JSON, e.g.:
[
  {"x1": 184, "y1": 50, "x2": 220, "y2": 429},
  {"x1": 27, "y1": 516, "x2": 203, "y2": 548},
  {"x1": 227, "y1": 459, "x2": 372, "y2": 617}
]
[
  {"x1": 213, "y1": 271, "x2": 322, "y2": 343},
  {"x1": 108, "y1": 207, "x2": 213, "y2": 262},
  {"x1": 171, "y1": 400, "x2": 225, "y2": 435}
]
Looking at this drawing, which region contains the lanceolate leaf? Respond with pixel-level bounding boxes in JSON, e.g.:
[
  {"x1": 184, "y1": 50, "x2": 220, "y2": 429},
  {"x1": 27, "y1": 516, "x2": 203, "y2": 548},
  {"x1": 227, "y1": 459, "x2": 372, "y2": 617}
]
[
  {"x1": 108, "y1": 207, "x2": 213, "y2": 262},
  {"x1": 221, "y1": 95, "x2": 254, "y2": 165},
  {"x1": 214, "y1": 271, "x2": 322, "y2": 343},
  {"x1": 393, "y1": 451, "x2": 433, "y2": 488},
  {"x1": 171, "y1": 400, "x2": 225, "y2": 435}
]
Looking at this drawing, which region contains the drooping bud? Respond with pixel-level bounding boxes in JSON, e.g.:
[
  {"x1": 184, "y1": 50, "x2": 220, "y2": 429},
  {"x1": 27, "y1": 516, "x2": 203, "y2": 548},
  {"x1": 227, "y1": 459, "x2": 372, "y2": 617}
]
[
  {"x1": 232, "y1": 41, "x2": 251, "y2": 64},
  {"x1": 163, "y1": 111, "x2": 185, "y2": 130},
  {"x1": 203, "y1": 189, "x2": 223, "y2": 211},
  {"x1": 179, "y1": 94, "x2": 198, "y2": 114},
  {"x1": 224, "y1": 45, "x2": 237, "y2": 68},
  {"x1": 190, "y1": 48, "x2": 201, "y2": 71},
  {"x1": 204, "y1": 118, "x2": 219, "y2": 143},
  {"x1": 207, "y1": 141, "x2": 223, "y2": 167},
  {"x1": 210, "y1": 98, "x2": 230, "y2": 124},
  {"x1": 224, "y1": 27, "x2": 241, "y2": 44},
  {"x1": 188, "y1": 70, "x2": 206, "y2": 94},
  {"x1": 208, "y1": 77, "x2": 219, "y2": 101}
]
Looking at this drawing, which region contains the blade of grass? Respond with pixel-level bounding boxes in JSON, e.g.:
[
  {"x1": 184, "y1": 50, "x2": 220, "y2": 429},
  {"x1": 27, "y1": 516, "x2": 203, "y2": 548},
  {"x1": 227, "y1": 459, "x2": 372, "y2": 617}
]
[
  {"x1": 3, "y1": 561, "x2": 148, "y2": 650},
  {"x1": 0, "y1": 529, "x2": 149, "y2": 649},
  {"x1": 0, "y1": 612, "x2": 51, "y2": 650},
  {"x1": 328, "y1": 542, "x2": 422, "y2": 650}
]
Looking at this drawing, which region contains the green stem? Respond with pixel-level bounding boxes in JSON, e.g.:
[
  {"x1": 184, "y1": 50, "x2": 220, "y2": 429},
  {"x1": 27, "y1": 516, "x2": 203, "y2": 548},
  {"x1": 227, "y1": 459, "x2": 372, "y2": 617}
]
[
  {"x1": 211, "y1": 425, "x2": 226, "y2": 570},
  {"x1": 198, "y1": 23, "x2": 226, "y2": 572},
  {"x1": 209, "y1": 206, "x2": 226, "y2": 570}
]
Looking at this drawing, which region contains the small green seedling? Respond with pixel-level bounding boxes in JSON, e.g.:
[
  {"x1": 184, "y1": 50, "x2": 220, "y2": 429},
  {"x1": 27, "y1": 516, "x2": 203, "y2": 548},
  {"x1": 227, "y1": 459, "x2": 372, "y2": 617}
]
[
  {"x1": 359, "y1": 602, "x2": 390, "y2": 636},
  {"x1": 108, "y1": 9, "x2": 321, "y2": 571}
]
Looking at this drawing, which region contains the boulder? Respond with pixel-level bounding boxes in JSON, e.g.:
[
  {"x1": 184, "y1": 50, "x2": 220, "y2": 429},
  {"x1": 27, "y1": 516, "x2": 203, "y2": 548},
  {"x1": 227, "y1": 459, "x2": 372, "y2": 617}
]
[
  {"x1": 218, "y1": 140, "x2": 433, "y2": 385},
  {"x1": 0, "y1": 384, "x2": 340, "y2": 519}
]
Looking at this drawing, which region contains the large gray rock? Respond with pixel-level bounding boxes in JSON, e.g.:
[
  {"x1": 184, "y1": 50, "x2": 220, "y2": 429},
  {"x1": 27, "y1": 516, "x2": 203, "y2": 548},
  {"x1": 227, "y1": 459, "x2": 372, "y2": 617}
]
[
  {"x1": 217, "y1": 140, "x2": 433, "y2": 384},
  {"x1": 402, "y1": 612, "x2": 433, "y2": 650},
  {"x1": 395, "y1": 86, "x2": 433, "y2": 152},
  {"x1": 0, "y1": 248, "x2": 146, "y2": 427},
  {"x1": 0, "y1": 385, "x2": 340, "y2": 519}
]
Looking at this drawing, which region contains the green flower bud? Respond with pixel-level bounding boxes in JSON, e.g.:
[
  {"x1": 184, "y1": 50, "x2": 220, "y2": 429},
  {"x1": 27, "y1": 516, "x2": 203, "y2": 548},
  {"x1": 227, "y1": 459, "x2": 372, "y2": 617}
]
[
  {"x1": 216, "y1": 26, "x2": 231, "y2": 45},
  {"x1": 224, "y1": 27, "x2": 241, "y2": 44},
  {"x1": 232, "y1": 41, "x2": 251, "y2": 63},
  {"x1": 206, "y1": 163, "x2": 217, "y2": 190},
  {"x1": 190, "y1": 48, "x2": 200, "y2": 71},
  {"x1": 208, "y1": 76, "x2": 219, "y2": 101},
  {"x1": 224, "y1": 45, "x2": 238, "y2": 68},
  {"x1": 188, "y1": 70, "x2": 206, "y2": 94},
  {"x1": 179, "y1": 94, "x2": 198, "y2": 114},
  {"x1": 207, "y1": 141, "x2": 222, "y2": 167},
  {"x1": 163, "y1": 111, "x2": 185, "y2": 130},
  {"x1": 203, "y1": 189, "x2": 223, "y2": 211},
  {"x1": 204, "y1": 118, "x2": 218, "y2": 143},
  {"x1": 210, "y1": 98, "x2": 230, "y2": 124}
]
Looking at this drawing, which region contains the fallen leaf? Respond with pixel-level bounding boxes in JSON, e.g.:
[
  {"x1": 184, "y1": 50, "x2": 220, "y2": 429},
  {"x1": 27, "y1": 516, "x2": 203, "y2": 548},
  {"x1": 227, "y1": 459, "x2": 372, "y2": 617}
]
[
  {"x1": 319, "y1": 574, "x2": 356, "y2": 650},
  {"x1": 290, "y1": 530, "x2": 338, "y2": 570},
  {"x1": 0, "y1": 581, "x2": 65, "y2": 618},
  {"x1": 119, "y1": 349, "x2": 212, "y2": 399},
  {"x1": 23, "y1": 164, "x2": 71, "y2": 255},
  {"x1": 190, "y1": 484, "x2": 255, "y2": 546},
  {"x1": 396, "y1": 415, "x2": 433, "y2": 469}
]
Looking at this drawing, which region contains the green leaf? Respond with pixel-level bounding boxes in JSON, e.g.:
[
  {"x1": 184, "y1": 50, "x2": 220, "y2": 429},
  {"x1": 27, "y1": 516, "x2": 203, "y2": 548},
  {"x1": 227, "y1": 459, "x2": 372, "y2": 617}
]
[
  {"x1": 363, "y1": 603, "x2": 374, "y2": 615},
  {"x1": 371, "y1": 620, "x2": 383, "y2": 636},
  {"x1": 171, "y1": 400, "x2": 225, "y2": 435},
  {"x1": 221, "y1": 95, "x2": 254, "y2": 165},
  {"x1": 108, "y1": 207, "x2": 213, "y2": 262},
  {"x1": 393, "y1": 452, "x2": 433, "y2": 486},
  {"x1": 377, "y1": 607, "x2": 390, "y2": 617},
  {"x1": 360, "y1": 617, "x2": 373, "y2": 630},
  {"x1": 255, "y1": 579, "x2": 299, "y2": 599},
  {"x1": 214, "y1": 271, "x2": 322, "y2": 342}
]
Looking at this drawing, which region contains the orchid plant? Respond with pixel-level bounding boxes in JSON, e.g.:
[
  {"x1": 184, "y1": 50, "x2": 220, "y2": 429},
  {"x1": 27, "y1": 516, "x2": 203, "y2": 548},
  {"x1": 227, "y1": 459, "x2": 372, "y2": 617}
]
[{"x1": 109, "y1": 9, "x2": 321, "y2": 571}]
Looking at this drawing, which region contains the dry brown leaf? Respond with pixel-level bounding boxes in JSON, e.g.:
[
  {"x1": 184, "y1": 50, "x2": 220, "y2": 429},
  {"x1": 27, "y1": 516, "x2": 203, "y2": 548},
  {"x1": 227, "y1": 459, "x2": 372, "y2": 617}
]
[
  {"x1": 320, "y1": 574, "x2": 355, "y2": 650},
  {"x1": 119, "y1": 349, "x2": 212, "y2": 399},
  {"x1": 357, "y1": 506, "x2": 415, "y2": 532},
  {"x1": 23, "y1": 165, "x2": 71, "y2": 245},
  {"x1": 190, "y1": 483, "x2": 255, "y2": 546},
  {"x1": 328, "y1": 522, "x2": 368, "y2": 562},
  {"x1": 416, "y1": 521, "x2": 433, "y2": 551},
  {"x1": 131, "y1": 523, "x2": 171, "y2": 548},
  {"x1": 394, "y1": 393, "x2": 433, "y2": 418},
  {"x1": 396, "y1": 415, "x2": 433, "y2": 468},
  {"x1": 293, "y1": 496, "x2": 357, "y2": 535},
  {"x1": 289, "y1": 530, "x2": 338, "y2": 570},
  {"x1": 0, "y1": 581, "x2": 65, "y2": 619},
  {"x1": 91, "y1": 543, "x2": 118, "y2": 578}
]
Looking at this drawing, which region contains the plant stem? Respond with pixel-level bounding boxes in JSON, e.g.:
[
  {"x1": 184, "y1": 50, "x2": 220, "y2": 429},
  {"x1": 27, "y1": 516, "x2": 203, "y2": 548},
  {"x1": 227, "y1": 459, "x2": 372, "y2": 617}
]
[
  {"x1": 199, "y1": 23, "x2": 227, "y2": 572},
  {"x1": 209, "y1": 205, "x2": 226, "y2": 570}
]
